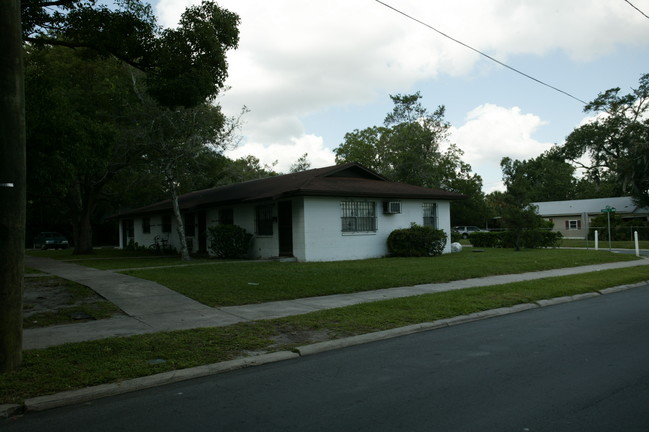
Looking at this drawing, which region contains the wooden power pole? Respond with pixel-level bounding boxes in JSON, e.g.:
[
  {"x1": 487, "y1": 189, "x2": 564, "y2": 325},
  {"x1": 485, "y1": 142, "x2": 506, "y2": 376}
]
[{"x1": 0, "y1": 0, "x2": 26, "y2": 372}]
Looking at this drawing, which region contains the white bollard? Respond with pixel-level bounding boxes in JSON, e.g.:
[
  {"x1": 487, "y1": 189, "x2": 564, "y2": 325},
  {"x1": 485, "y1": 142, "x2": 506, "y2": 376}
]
[
  {"x1": 595, "y1": 230, "x2": 599, "y2": 251},
  {"x1": 635, "y1": 231, "x2": 640, "y2": 257}
]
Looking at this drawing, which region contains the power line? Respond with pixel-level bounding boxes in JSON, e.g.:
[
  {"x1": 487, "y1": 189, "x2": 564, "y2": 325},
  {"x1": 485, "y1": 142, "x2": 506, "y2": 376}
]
[
  {"x1": 374, "y1": 0, "x2": 588, "y2": 105},
  {"x1": 624, "y1": 0, "x2": 649, "y2": 20}
]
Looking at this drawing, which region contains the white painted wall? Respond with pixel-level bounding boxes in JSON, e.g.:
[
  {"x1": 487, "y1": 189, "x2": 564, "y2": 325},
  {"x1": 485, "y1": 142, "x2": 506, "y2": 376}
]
[
  {"x1": 301, "y1": 197, "x2": 452, "y2": 261},
  {"x1": 123, "y1": 196, "x2": 453, "y2": 261},
  {"x1": 126, "y1": 214, "x2": 195, "y2": 252}
]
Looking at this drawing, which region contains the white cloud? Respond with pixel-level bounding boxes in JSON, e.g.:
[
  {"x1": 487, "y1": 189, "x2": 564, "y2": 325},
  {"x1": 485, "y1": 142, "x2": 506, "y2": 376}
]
[
  {"x1": 450, "y1": 104, "x2": 553, "y2": 192},
  {"x1": 224, "y1": 134, "x2": 336, "y2": 173},
  {"x1": 153, "y1": 0, "x2": 649, "y2": 189}
]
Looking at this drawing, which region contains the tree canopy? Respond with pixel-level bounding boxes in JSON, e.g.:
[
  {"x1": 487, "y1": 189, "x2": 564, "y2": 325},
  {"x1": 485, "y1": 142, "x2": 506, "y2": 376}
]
[
  {"x1": 500, "y1": 153, "x2": 577, "y2": 203},
  {"x1": 22, "y1": 0, "x2": 240, "y2": 108},
  {"x1": 335, "y1": 92, "x2": 485, "y2": 225},
  {"x1": 25, "y1": 46, "x2": 145, "y2": 253},
  {"x1": 22, "y1": 1, "x2": 242, "y2": 254},
  {"x1": 336, "y1": 92, "x2": 463, "y2": 189},
  {"x1": 558, "y1": 73, "x2": 649, "y2": 207}
]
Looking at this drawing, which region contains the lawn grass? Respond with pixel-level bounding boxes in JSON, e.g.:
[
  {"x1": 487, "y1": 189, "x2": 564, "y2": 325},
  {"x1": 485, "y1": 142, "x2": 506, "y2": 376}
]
[
  {"x1": 24, "y1": 267, "x2": 45, "y2": 275},
  {"x1": 2, "y1": 266, "x2": 648, "y2": 404},
  {"x1": 122, "y1": 248, "x2": 640, "y2": 307}
]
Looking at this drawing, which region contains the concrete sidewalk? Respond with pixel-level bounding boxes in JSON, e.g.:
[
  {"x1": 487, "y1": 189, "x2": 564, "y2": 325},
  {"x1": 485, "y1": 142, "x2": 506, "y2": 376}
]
[{"x1": 23, "y1": 255, "x2": 649, "y2": 350}]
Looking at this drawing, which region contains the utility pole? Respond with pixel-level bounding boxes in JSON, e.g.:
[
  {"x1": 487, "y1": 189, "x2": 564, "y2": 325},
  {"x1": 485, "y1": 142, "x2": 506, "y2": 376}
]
[{"x1": 0, "y1": 0, "x2": 26, "y2": 372}]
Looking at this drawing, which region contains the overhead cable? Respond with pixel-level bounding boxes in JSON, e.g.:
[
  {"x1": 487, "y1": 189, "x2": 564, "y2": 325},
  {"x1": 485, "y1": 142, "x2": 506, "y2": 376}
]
[
  {"x1": 624, "y1": 0, "x2": 649, "y2": 20},
  {"x1": 374, "y1": 0, "x2": 588, "y2": 105}
]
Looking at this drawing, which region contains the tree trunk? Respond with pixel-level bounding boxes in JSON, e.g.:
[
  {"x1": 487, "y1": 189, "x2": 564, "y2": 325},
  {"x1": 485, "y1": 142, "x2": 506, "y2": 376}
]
[
  {"x1": 72, "y1": 209, "x2": 95, "y2": 255},
  {"x1": 169, "y1": 183, "x2": 190, "y2": 261},
  {"x1": 0, "y1": 0, "x2": 26, "y2": 372}
]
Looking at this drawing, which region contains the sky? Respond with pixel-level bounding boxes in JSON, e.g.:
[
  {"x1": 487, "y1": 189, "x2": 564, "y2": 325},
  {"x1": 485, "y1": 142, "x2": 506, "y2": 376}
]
[{"x1": 153, "y1": 0, "x2": 649, "y2": 192}]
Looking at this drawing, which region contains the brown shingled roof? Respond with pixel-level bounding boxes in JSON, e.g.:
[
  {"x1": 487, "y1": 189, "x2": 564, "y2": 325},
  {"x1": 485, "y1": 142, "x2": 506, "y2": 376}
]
[{"x1": 116, "y1": 163, "x2": 465, "y2": 217}]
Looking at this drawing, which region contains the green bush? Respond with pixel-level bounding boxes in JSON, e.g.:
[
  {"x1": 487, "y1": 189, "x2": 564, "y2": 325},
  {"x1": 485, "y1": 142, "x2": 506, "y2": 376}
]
[
  {"x1": 387, "y1": 224, "x2": 448, "y2": 257},
  {"x1": 208, "y1": 224, "x2": 253, "y2": 259},
  {"x1": 469, "y1": 232, "x2": 503, "y2": 248},
  {"x1": 470, "y1": 230, "x2": 561, "y2": 249}
]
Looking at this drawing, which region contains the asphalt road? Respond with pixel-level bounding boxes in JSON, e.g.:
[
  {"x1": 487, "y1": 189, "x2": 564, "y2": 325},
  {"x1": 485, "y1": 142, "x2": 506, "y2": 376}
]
[{"x1": 4, "y1": 284, "x2": 649, "y2": 432}]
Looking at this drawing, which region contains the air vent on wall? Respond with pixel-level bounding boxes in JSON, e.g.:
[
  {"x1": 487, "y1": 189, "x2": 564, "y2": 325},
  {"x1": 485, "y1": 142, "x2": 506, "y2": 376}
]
[{"x1": 382, "y1": 201, "x2": 402, "y2": 214}]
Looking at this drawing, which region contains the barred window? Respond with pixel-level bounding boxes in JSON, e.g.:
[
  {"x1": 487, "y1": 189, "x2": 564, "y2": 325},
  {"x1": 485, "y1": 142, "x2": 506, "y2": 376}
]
[
  {"x1": 256, "y1": 204, "x2": 274, "y2": 236},
  {"x1": 341, "y1": 201, "x2": 377, "y2": 233},
  {"x1": 423, "y1": 203, "x2": 438, "y2": 228}
]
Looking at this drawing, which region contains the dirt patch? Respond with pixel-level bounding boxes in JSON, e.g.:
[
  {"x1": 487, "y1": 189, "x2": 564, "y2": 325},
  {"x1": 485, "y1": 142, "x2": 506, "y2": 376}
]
[
  {"x1": 23, "y1": 276, "x2": 122, "y2": 328},
  {"x1": 270, "y1": 329, "x2": 332, "y2": 348}
]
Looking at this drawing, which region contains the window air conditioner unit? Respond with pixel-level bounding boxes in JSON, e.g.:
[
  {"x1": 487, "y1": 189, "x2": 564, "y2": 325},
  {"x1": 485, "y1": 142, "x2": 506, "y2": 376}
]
[{"x1": 383, "y1": 201, "x2": 402, "y2": 214}]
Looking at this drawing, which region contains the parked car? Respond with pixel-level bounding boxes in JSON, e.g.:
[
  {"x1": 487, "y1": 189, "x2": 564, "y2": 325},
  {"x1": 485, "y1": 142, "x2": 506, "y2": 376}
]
[
  {"x1": 452, "y1": 226, "x2": 487, "y2": 239},
  {"x1": 33, "y1": 232, "x2": 70, "y2": 250}
]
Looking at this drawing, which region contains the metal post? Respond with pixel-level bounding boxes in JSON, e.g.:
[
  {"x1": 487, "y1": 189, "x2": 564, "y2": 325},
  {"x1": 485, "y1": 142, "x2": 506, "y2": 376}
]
[
  {"x1": 595, "y1": 230, "x2": 599, "y2": 250},
  {"x1": 635, "y1": 231, "x2": 640, "y2": 257},
  {"x1": 607, "y1": 211, "x2": 612, "y2": 251}
]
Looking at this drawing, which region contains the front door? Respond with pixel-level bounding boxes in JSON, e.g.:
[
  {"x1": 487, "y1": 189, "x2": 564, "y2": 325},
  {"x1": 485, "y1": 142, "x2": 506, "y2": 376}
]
[
  {"x1": 277, "y1": 201, "x2": 293, "y2": 257},
  {"x1": 121, "y1": 219, "x2": 133, "y2": 249}
]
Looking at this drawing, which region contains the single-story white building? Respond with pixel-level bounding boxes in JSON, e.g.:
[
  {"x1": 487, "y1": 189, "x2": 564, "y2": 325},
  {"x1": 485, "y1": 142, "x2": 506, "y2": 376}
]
[
  {"x1": 532, "y1": 196, "x2": 649, "y2": 239},
  {"x1": 116, "y1": 163, "x2": 465, "y2": 261}
]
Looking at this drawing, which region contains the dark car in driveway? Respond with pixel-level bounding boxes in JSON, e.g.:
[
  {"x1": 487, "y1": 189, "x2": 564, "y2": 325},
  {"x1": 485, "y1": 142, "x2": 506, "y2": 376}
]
[{"x1": 33, "y1": 232, "x2": 70, "y2": 250}]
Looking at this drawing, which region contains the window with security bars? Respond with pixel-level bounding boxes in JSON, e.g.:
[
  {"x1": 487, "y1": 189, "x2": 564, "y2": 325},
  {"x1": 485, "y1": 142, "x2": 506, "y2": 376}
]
[
  {"x1": 423, "y1": 203, "x2": 438, "y2": 228},
  {"x1": 341, "y1": 201, "x2": 377, "y2": 232},
  {"x1": 256, "y1": 204, "x2": 274, "y2": 236}
]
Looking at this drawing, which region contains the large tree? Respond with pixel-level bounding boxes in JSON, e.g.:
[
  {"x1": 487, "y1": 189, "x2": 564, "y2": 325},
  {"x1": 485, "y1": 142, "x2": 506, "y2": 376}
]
[
  {"x1": 22, "y1": 0, "x2": 240, "y2": 253},
  {"x1": 558, "y1": 73, "x2": 649, "y2": 207},
  {"x1": 134, "y1": 94, "x2": 247, "y2": 261},
  {"x1": 335, "y1": 92, "x2": 485, "y2": 225},
  {"x1": 25, "y1": 47, "x2": 145, "y2": 254},
  {"x1": 22, "y1": 0, "x2": 240, "y2": 108},
  {"x1": 1, "y1": 0, "x2": 239, "y2": 372},
  {"x1": 498, "y1": 158, "x2": 545, "y2": 251},
  {"x1": 500, "y1": 153, "x2": 577, "y2": 203}
]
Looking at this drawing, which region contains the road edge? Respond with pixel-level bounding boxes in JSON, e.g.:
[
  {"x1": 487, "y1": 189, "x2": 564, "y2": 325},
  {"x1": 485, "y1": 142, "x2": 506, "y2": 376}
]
[{"x1": 2, "y1": 280, "x2": 647, "y2": 418}]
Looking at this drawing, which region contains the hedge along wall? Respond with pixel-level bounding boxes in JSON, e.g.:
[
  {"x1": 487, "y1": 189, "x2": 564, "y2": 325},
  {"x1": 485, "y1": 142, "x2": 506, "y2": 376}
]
[{"x1": 469, "y1": 230, "x2": 563, "y2": 249}]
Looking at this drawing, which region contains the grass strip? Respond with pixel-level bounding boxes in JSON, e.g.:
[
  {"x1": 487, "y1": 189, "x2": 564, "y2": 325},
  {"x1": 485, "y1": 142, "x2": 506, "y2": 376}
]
[
  {"x1": 2, "y1": 266, "x2": 647, "y2": 404},
  {"x1": 122, "y1": 249, "x2": 639, "y2": 306}
]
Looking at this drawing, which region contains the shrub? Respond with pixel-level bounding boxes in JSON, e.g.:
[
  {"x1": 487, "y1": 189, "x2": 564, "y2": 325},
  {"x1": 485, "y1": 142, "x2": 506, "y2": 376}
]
[
  {"x1": 469, "y1": 232, "x2": 502, "y2": 248},
  {"x1": 470, "y1": 230, "x2": 562, "y2": 249},
  {"x1": 208, "y1": 224, "x2": 253, "y2": 259},
  {"x1": 387, "y1": 224, "x2": 448, "y2": 257}
]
